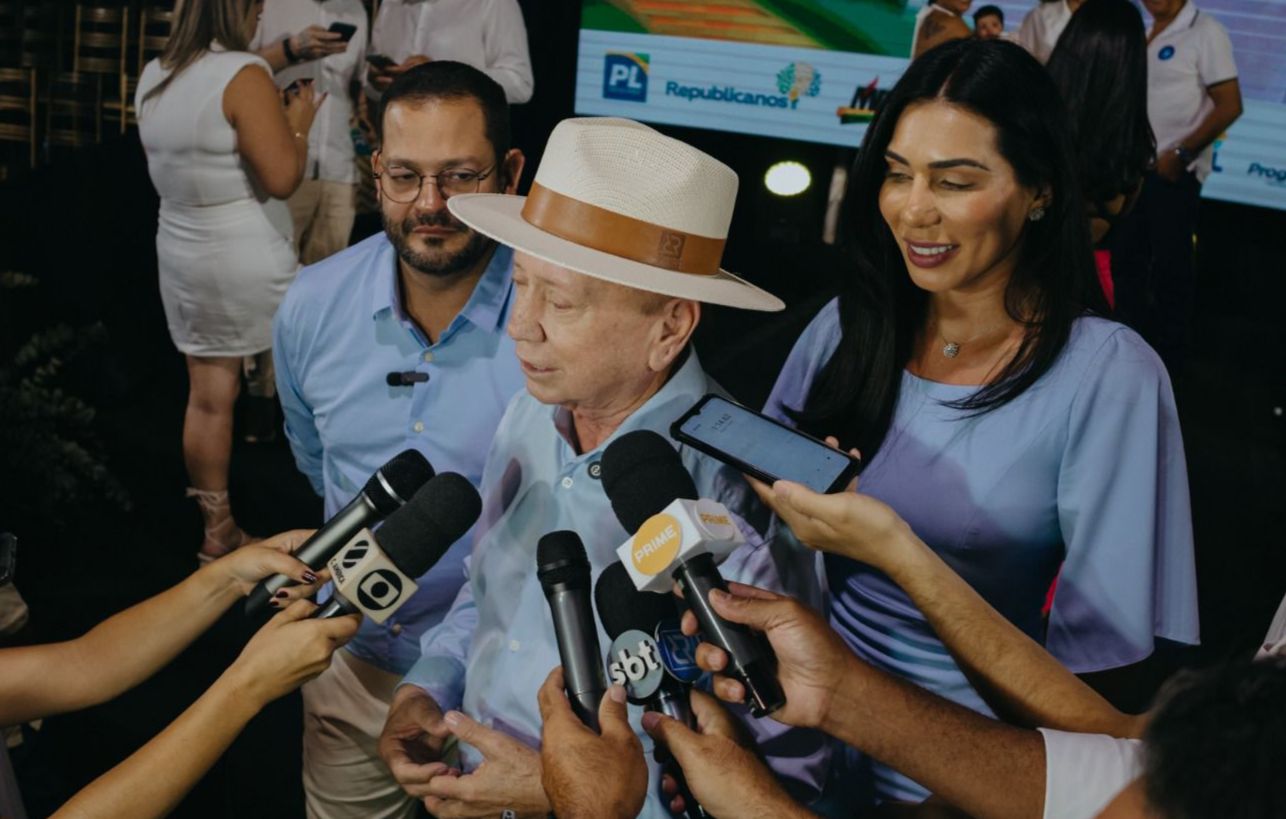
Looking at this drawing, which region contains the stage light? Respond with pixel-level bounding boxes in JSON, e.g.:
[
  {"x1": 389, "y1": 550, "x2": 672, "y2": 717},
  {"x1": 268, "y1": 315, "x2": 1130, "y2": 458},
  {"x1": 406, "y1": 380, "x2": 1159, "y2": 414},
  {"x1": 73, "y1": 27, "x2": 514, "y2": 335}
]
[{"x1": 764, "y1": 161, "x2": 811, "y2": 197}]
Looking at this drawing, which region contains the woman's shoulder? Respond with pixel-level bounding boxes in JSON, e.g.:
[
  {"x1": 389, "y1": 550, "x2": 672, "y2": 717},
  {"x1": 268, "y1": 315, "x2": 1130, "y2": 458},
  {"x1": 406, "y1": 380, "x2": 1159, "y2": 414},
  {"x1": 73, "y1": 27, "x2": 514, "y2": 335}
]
[{"x1": 1060, "y1": 316, "x2": 1170, "y2": 391}]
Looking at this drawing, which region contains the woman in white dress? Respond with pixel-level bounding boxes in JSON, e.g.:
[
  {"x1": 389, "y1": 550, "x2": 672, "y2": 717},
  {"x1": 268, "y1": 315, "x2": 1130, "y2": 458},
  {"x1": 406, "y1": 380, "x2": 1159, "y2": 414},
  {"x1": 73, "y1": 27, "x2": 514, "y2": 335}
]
[{"x1": 137, "y1": 0, "x2": 324, "y2": 561}]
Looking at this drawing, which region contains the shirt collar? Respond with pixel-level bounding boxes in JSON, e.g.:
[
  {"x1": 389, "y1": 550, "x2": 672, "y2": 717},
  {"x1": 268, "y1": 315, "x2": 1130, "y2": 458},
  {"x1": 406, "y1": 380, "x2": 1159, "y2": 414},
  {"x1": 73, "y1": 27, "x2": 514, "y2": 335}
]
[
  {"x1": 1160, "y1": 0, "x2": 1200, "y2": 36},
  {"x1": 550, "y1": 348, "x2": 706, "y2": 457},
  {"x1": 371, "y1": 239, "x2": 514, "y2": 334}
]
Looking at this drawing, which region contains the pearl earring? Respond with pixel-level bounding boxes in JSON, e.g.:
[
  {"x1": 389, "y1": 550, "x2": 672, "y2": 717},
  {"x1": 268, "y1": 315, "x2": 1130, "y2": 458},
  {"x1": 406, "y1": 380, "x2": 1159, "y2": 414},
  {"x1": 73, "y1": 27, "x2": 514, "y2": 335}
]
[{"x1": 1028, "y1": 207, "x2": 1046, "y2": 222}]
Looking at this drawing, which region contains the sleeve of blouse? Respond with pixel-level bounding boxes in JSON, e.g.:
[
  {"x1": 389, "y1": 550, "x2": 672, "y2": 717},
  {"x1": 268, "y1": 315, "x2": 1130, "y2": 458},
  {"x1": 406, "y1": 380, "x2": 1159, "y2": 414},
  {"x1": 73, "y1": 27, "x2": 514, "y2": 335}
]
[
  {"x1": 762, "y1": 297, "x2": 842, "y2": 425},
  {"x1": 1047, "y1": 327, "x2": 1199, "y2": 674}
]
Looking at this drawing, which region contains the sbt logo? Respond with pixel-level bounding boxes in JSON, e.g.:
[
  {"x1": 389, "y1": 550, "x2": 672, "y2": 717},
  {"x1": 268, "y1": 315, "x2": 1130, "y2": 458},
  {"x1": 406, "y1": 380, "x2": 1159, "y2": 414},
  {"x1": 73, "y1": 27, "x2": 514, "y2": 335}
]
[
  {"x1": 603, "y1": 52, "x2": 649, "y2": 102},
  {"x1": 608, "y1": 635, "x2": 662, "y2": 685}
]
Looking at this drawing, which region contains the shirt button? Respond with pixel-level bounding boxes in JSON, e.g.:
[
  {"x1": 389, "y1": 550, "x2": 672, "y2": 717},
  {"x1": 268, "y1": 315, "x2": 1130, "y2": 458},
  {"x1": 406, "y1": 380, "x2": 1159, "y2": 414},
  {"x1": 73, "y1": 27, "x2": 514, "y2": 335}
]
[
  {"x1": 413, "y1": 421, "x2": 425, "y2": 433},
  {"x1": 509, "y1": 639, "x2": 521, "y2": 652},
  {"x1": 422, "y1": 351, "x2": 434, "y2": 363},
  {"x1": 561, "y1": 476, "x2": 574, "y2": 489},
  {"x1": 391, "y1": 624, "x2": 403, "y2": 636}
]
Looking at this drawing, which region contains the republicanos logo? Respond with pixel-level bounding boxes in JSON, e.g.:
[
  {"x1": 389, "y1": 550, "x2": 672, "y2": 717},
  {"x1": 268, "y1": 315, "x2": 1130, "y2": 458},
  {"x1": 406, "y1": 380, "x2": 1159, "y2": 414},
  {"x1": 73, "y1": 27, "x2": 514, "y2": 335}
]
[
  {"x1": 1247, "y1": 161, "x2": 1286, "y2": 187},
  {"x1": 603, "y1": 52, "x2": 649, "y2": 102},
  {"x1": 837, "y1": 77, "x2": 891, "y2": 125},
  {"x1": 666, "y1": 61, "x2": 821, "y2": 111}
]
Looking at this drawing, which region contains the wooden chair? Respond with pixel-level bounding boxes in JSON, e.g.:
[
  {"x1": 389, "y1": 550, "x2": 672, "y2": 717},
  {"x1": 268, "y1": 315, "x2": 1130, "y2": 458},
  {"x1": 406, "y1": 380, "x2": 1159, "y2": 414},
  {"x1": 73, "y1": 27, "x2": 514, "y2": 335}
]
[
  {"x1": 137, "y1": 4, "x2": 175, "y2": 75},
  {"x1": 0, "y1": 67, "x2": 38, "y2": 177},
  {"x1": 73, "y1": 5, "x2": 129, "y2": 76},
  {"x1": 45, "y1": 71, "x2": 102, "y2": 156},
  {"x1": 20, "y1": 3, "x2": 62, "y2": 70}
]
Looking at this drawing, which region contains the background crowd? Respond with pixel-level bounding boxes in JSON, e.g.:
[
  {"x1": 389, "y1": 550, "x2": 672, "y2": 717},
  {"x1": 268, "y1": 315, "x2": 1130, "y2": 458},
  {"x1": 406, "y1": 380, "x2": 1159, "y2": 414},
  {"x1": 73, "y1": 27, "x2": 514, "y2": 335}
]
[{"x1": 0, "y1": 0, "x2": 1282, "y2": 818}]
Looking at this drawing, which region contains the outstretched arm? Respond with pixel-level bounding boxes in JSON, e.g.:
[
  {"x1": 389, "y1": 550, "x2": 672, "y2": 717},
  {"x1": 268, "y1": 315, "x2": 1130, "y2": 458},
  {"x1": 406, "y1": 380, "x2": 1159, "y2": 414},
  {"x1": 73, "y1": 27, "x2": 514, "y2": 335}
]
[
  {"x1": 0, "y1": 531, "x2": 319, "y2": 725},
  {"x1": 756, "y1": 478, "x2": 1143, "y2": 738}
]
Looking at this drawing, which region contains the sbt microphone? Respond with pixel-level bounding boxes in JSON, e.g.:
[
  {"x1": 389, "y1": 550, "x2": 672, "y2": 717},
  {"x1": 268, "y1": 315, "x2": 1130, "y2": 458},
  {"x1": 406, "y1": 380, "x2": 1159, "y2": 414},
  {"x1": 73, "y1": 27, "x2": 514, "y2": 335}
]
[
  {"x1": 601, "y1": 429, "x2": 786, "y2": 717},
  {"x1": 537, "y1": 531, "x2": 607, "y2": 732},
  {"x1": 246, "y1": 449, "x2": 435, "y2": 617},
  {"x1": 314, "y1": 472, "x2": 481, "y2": 621},
  {"x1": 596, "y1": 561, "x2": 707, "y2": 819}
]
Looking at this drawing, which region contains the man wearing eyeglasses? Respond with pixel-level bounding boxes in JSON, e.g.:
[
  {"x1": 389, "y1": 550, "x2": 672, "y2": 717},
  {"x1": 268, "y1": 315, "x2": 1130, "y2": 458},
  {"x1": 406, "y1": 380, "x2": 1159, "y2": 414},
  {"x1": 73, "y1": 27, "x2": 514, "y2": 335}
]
[{"x1": 271, "y1": 61, "x2": 527, "y2": 819}]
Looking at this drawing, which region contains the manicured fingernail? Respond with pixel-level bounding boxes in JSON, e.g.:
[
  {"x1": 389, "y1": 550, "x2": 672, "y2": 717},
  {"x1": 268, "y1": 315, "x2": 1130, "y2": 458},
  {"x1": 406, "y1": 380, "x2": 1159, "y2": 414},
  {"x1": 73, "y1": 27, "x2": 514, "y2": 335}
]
[
  {"x1": 443, "y1": 711, "x2": 460, "y2": 728},
  {"x1": 268, "y1": 598, "x2": 280, "y2": 607},
  {"x1": 275, "y1": 590, "x2": 289, "y2": 599},
  {"x1": 302, "y1": 571, "x2": 318, "y2": 583},
  {"x1": 608, "y1": 685, "x2": 626, "y2": 704}
]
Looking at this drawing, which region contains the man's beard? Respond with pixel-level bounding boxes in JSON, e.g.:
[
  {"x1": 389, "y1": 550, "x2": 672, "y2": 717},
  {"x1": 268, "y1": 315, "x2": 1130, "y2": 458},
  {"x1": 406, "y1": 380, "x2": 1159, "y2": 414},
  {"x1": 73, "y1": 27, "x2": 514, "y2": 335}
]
[{"x1": 383, "y1": 208, "x2": 493, "y2": 278}]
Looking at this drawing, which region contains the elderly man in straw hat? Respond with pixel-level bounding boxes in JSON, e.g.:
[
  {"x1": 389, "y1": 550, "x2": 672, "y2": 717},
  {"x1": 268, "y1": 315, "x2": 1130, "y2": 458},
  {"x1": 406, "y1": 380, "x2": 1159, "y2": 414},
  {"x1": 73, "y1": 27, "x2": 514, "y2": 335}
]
[{"x1": 376, "y1": 117, "x2": 827, "y2": 818}]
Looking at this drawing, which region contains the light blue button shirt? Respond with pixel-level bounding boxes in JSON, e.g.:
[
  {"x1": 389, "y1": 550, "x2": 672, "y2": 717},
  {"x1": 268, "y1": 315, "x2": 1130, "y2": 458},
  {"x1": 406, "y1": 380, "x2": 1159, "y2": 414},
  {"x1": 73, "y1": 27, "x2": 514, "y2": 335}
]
[
  {"x1": 401, "y1": 350, "x2": 828, "y2": 814},
  {"x1": 273, "y1": 234, "x2": 525, "y2": 674}
]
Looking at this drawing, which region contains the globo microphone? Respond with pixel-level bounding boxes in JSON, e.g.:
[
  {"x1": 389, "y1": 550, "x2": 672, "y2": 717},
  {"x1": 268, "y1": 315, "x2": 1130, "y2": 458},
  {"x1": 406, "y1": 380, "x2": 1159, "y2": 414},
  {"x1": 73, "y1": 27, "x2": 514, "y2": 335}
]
[
  {"x1": 245, "y1": 450, "x2": 435, "y2": 617},
  {"x1": 596, "y1": 562, "x2": 707, "y2": 819},
  {"x1": 600, "y1": 430, "x2": 786, "y2": 717},
  {"x1": 537, "y1": 530, "x2": 607, "y2": 732},
  {"x1": 314, "y1": 472, "x2": 481, "y2": 621}
]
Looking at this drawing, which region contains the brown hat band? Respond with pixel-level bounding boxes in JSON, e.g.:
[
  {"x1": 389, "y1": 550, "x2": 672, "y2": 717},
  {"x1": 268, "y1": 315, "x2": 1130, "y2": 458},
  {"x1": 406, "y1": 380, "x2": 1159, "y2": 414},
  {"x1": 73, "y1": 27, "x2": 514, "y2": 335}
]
[{"x1": 520, "y1": 182, "x2": 725, "y2": 276}]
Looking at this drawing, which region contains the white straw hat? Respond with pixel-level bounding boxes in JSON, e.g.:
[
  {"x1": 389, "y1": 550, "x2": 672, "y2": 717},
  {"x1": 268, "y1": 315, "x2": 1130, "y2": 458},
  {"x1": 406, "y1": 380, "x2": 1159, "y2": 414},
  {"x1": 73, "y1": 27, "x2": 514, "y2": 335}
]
[{"x1": 447, "y1": 118, "x2": 784, "y2": 312}]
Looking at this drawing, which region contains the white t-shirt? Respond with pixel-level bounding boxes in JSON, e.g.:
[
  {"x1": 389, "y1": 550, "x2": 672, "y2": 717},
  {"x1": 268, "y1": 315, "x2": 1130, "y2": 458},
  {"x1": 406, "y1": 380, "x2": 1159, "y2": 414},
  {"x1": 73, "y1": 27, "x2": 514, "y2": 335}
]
[
  {"x1": 1017, "y1": 0, "x2": 1074, "y2": 64},
  {"x1": 1256, "y1": 593, "x2": 1286, "y2": 659},
  {"x1": 1039, "y1": 728, "x2": 1145, "y2": 819},
  {"x1": 1145, "y1": 1, "x2": 1238, "y2": 182},
  {"x1": 251, "y1": 0, "x2": 368, "y2": 184}
]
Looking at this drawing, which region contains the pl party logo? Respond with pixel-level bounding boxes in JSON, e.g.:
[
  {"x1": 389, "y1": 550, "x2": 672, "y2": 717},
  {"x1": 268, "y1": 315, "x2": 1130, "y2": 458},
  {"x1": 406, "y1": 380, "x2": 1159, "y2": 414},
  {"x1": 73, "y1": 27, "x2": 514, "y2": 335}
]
[{"x1": 603, "y1": 52, "x2": 649, "y2": 102}]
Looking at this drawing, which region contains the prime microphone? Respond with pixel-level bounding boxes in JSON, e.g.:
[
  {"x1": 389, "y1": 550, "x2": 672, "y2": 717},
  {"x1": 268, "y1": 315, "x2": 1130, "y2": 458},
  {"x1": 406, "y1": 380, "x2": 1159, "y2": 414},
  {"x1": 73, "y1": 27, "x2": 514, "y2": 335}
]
[
  {"x1": 314, "y1": 472, "x2": 481, "y2": 620},
  {"x1": 537, "y1": 530, "x2": 607, "y2": 732},
  {"x1": 245, "y1": 450, "x2": 435, "y2": 617},
  {"x1": 386, "y1": 371, "x2": 430, "y2": 386},
  {"x1": 596, "y1": 562, "x2": 707, "y2": 819},
  {"x1": 600, "y1": 430, "x2": 786, "y2": 717}
]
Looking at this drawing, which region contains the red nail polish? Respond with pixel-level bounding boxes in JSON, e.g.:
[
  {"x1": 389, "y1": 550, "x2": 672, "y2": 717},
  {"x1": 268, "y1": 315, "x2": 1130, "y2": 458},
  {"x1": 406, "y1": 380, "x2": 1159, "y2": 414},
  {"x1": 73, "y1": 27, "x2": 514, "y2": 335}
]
[
  {"x1": 302, "y1": 571, "x2": 318, "y2": 583},
  {"x1": 275, "y1": 590, "x2": 289, "y2": 599}
]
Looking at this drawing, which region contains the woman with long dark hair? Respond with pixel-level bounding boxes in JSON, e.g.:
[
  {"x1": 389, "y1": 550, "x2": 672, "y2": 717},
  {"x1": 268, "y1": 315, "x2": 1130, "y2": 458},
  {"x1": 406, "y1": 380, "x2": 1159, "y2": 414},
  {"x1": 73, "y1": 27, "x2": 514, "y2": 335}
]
[
  {"x1": 1046, "y1": 0, "x2": 1155, "y2": 303},
  {"x1": 137, "y1": 0, "x2": 323, "y2": 561},
  {"x1": 764, "y1": 39, "x2": 1196, "y2": 804}
]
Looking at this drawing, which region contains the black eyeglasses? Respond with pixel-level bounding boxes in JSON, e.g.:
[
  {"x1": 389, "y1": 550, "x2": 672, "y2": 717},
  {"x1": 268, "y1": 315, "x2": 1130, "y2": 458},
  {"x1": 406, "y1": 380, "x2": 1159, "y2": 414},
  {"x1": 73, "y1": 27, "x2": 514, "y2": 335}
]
[{"x1": 373, "y1": 163, "x2": 498, "y2": 203}]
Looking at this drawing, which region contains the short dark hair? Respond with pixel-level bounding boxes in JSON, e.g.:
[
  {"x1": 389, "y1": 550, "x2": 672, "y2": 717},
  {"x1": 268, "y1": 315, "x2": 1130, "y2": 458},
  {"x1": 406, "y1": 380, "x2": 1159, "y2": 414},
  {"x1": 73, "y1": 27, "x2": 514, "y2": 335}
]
[
  {"x1": 973, "y1": 5, "x2": 1004, "y2": 24},
  {"x1": 1142, "y1": 656, "x2": 1286, "y2": 819},
  {"x1": 376, "y1": 61, "x2": 511, "y2": 162}
]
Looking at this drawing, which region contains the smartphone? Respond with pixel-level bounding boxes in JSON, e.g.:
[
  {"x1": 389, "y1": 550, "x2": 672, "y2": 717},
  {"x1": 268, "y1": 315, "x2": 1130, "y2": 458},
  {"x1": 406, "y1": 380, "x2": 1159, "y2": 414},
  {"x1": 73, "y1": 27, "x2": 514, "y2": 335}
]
[
  {"x1": 366, "y1": 53, "x2": 396, "y2": 69},
  {"x1": 671, "y1": 394, "x2": 861, "y2": 494},
  {"x1": 327, "y1": 21, "x2": 357, "y2": 42}
]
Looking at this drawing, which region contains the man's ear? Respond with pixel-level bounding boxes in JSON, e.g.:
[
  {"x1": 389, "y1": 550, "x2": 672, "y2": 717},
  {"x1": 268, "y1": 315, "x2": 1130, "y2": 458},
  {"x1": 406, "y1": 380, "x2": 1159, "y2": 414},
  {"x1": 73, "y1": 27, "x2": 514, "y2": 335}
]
[
  {"x1": 502, "y1": 148, "x2": 526, "y2": 195},
  {"x1": 647, "y1": 299, "x2": 701, "y2": 373}
]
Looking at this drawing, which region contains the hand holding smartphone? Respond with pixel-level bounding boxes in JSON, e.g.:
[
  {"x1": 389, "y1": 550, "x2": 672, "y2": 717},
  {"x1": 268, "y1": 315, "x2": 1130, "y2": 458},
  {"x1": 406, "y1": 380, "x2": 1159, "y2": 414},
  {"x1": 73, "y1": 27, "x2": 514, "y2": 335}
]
[
  {"x1": 327, "y1": 22, "x2": 357, "y2": 43},
  {"x1": 671, "y1": 394, "x2": 861, "y2": 494}
]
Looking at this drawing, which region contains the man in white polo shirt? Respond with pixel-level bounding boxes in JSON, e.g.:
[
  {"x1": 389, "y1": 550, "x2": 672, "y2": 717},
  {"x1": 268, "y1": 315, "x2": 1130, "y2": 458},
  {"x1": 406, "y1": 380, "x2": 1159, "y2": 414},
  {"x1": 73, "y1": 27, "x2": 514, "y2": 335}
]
[{"x1": 1110, "y1": 0, "x2": 1242, "y2": 375}]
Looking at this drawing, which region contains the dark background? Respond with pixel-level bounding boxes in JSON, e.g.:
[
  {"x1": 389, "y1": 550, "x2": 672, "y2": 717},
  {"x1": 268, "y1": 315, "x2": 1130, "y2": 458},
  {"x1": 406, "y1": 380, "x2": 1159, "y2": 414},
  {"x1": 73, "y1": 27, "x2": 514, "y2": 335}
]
[{"x1": 0, "y1": 2, "x2": 1283, "y2": 817}]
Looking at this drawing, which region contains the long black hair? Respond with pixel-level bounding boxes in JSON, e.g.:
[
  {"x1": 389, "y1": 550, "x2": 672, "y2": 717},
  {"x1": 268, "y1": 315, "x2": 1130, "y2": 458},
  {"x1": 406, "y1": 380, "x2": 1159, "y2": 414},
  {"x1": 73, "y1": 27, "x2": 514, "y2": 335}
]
[
  {"x1": 1046, "y1": 0, "x2": 1155, "y2": 207},
  {"x1": 792, "y1": 39, "x2": 1105, "y2": 460}
]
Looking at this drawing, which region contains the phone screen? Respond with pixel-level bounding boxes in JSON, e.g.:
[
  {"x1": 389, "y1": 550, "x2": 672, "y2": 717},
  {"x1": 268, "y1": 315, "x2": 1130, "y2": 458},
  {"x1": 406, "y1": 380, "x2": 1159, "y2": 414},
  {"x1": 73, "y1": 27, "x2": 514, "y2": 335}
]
[{"x1": 677, "y1": 397, "x2": 853, "y2": 493}]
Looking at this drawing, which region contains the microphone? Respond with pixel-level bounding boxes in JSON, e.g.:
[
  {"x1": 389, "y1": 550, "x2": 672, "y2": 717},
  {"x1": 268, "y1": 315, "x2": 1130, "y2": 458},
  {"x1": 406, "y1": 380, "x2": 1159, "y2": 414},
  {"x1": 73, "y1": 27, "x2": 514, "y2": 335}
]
[
  {"x1": 600, "y1": 430, "x2": 786, "y2": 717},
  {"x1": 596, "y1": 562, "x2": 707, "y2": 819},
  {"x1": 537, "y1": 531, "x2": 607, "y2": 732},
  {"x1": 246, "y1": 450, "x2": 435, "y2": 617},
  {"x1": 314, "y1": 472, "x2": 482, "y2": 620},
  {"x1": 386, "y1": 371, "x2": 430, "y2": 386}
]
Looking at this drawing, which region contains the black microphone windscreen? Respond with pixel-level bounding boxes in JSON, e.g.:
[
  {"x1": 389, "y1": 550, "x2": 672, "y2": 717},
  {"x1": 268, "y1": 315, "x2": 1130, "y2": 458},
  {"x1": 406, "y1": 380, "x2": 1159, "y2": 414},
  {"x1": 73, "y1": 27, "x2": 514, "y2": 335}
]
[
  {"x1": 594, "y1": 562, "x2": 682, "y2": 640},
  {"x1": 537, "y1": 530, "x2": 590, "y2": 590},
  {"x1": 374, "y1": 472, "x2": 481, "y2": 577},
  {"x1": 386, "y1": 372, "x2": 402, "y2": 387},
  {"x1": 600, "y1": 430, "x2": 698, "y2": 533},
  {"x1": 363, "y1": 450, "x2": 435, "y2": 516}
]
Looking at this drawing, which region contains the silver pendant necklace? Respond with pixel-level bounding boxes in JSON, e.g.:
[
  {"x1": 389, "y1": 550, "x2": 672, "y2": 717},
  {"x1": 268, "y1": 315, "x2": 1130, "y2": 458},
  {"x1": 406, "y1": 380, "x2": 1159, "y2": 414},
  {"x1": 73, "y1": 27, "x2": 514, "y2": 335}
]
[{"x1": 942, "y1": 341, "x2": 961, "y2": 358}]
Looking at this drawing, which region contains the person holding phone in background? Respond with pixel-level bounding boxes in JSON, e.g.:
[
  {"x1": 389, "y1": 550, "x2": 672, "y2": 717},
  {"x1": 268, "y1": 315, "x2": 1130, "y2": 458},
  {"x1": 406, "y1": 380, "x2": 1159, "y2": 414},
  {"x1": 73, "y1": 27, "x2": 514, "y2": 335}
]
[
  {"x1": 253, "y1": 1, "x2": 368, "y2": 265},
  {"x1": 364, "y1": 0, "x2": 533, "y2": 104}
]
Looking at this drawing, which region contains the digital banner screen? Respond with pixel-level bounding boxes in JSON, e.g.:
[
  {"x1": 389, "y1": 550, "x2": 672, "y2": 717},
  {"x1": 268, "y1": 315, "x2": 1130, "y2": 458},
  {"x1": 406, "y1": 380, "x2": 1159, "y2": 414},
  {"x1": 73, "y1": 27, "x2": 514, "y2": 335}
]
[{"x1": 575, "y1": 0, "x2": 1286, "y2": 212}]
